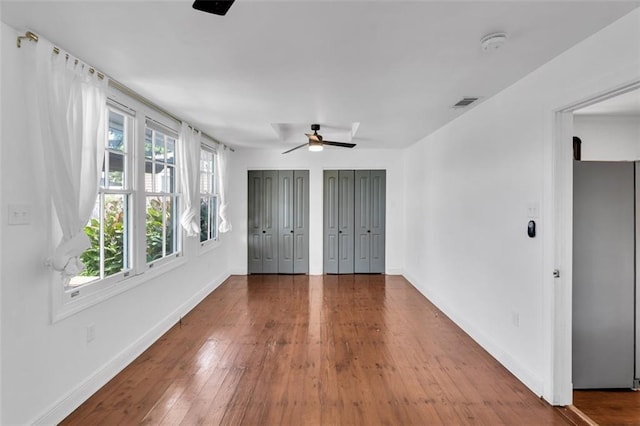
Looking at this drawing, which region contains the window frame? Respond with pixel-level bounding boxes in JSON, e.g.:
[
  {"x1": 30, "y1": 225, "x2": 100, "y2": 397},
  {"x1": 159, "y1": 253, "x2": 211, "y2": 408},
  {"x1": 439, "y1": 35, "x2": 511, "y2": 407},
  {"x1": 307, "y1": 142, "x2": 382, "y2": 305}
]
[
  {"x1": 52, "y1": 88, "x2": 186, "y2": 322},
  {"x1": 143, "y1": 120, "x2": 181, "y2": 269},
  {"x1": 199, "y1": 142, "x2": 219, "y2": 249}
]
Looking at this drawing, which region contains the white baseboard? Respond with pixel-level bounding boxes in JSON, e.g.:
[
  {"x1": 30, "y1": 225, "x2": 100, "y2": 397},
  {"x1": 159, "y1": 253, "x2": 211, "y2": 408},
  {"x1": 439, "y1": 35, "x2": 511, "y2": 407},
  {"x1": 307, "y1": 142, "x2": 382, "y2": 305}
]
[
  {"x1": 402, "y1": 271, "x2": 544, "y2": 397},
  {"x1": 33, "y1": 271, "x2": 230, "y2": 426}
]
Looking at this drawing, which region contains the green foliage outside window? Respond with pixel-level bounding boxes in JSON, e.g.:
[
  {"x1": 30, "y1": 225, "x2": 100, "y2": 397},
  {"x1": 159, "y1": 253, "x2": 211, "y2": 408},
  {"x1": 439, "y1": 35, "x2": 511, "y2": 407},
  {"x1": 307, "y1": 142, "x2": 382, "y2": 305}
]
[
  {"x1": 80, "y1": 197, "x2": 125, "y2": 278},
  {"x1": 146, "y1": 197, "x2": 173, "y2": 263},
  {"x1": 80, "y1": 196, "x2": 173, "y2": 278}
]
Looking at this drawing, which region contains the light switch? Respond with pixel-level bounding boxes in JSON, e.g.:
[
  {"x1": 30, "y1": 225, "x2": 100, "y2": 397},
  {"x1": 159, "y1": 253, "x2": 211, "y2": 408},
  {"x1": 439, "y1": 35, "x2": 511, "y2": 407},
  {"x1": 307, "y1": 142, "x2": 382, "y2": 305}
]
[{"x1": 8, "y1": 204, "x2": 31, "y2": 225}]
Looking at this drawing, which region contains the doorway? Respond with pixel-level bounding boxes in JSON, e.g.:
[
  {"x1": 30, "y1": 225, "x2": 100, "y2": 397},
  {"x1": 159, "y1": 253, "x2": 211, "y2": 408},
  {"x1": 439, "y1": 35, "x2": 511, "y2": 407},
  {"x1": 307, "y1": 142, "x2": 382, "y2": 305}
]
[
  {"x1": 323, "y1": 170, "x2": 386, "y2": 274},
  {"x1": 247, "y1": 170, "x2": 310, "y2": 274},
  {"x1": 552, "y1": 82, "x2": 640, "y2": 414}
]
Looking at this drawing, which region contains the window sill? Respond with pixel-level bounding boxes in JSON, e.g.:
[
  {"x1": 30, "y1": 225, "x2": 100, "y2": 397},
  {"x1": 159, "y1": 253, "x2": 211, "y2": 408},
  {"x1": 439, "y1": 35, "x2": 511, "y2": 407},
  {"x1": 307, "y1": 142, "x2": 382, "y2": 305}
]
[
  {"x1": 198, "y1": 238, "x2": 221, "y2": 256},
  {"x1": 51, "y1": 256, "x2": 188, "y2": 323}
]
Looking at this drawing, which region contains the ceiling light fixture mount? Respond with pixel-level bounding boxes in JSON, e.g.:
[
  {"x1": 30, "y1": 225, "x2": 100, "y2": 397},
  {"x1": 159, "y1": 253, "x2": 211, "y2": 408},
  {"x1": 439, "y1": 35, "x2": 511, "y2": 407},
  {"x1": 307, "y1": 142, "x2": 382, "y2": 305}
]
[{"x1": 480, "y1": 32, "x2": 508, "y2": 52}]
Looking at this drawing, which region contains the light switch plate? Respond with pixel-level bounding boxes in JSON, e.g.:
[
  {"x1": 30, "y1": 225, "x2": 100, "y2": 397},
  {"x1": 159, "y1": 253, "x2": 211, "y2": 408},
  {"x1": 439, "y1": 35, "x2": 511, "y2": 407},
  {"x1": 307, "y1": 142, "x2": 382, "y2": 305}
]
[
  {"x1": 8, "y1": 204, "x2": 31, "y2": 225},
  {"x1": 527, "y1": 202, "x2": 540, "y2": 219}
]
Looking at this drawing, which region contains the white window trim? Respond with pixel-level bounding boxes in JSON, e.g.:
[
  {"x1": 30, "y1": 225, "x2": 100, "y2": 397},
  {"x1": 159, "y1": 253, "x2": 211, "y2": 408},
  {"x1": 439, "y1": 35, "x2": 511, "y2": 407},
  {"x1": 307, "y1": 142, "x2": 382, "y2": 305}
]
[
  {"x1": 142, "y1": 125, "x2": 181, "y2": 268},
  {"x1": 51, "y1": 87, "x2": 186, "y2": 323},
  {"x1": 198, "y1": 140, "x2": 220, "y2": 252},
  {"x1": 53, "y1": 256, "x2": 188, "y2": 322}
]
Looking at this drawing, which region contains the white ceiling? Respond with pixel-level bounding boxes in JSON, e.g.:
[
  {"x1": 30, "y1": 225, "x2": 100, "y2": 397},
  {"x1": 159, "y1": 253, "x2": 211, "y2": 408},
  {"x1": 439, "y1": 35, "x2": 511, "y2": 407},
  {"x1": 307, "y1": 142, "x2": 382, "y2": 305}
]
[
  {"x1": 2, "y1": 1, "x2": 638, "y2": 150},
  {"x1": 575, "y1": 89, "x2": 640, "y2": 116}
]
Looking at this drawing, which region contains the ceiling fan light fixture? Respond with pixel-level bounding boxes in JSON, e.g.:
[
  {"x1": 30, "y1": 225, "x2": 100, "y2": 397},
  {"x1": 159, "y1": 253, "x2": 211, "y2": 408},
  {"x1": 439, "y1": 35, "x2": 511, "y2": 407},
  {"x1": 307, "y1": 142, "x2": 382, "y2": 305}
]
[{"x1": 308, "y1": 141, "x2": 323, "y2": 152}]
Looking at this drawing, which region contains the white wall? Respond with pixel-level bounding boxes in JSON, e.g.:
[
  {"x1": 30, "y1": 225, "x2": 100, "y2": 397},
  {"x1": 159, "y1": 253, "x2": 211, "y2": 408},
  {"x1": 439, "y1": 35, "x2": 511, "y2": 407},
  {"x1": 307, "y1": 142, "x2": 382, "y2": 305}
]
[
  {"x1": 0, "y1": 22, "x2": 231, "y2": 425},
  {"x1": 403, "y1": 8, "x2": 640, "y2": 403},
  {"x1": 0, "y1": 8, "x2": 4, "y2": 423},
  {"x1": 574, "y1": 115, "x2": 640, "y2": 161},
  {"x1": 227, "y1": 147, "x2": 405, "y2": 275}
]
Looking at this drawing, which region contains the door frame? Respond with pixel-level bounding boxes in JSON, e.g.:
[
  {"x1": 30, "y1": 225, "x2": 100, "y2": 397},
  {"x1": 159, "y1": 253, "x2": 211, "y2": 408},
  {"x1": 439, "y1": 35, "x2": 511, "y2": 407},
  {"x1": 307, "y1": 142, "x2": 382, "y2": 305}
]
[{"x1": 550, "y1": 80, "x2": 640, "y2": 405}]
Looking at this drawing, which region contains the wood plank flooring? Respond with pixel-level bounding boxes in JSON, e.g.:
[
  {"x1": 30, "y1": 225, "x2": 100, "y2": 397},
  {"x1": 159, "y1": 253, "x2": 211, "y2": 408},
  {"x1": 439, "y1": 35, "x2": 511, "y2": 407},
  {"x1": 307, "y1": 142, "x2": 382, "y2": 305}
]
[
  {"x1": 62, "y1": 274, "x2": 571, "y2": 425},
  {"x1": 574, "y1": 390, "x2": 640, "y2": 425}
]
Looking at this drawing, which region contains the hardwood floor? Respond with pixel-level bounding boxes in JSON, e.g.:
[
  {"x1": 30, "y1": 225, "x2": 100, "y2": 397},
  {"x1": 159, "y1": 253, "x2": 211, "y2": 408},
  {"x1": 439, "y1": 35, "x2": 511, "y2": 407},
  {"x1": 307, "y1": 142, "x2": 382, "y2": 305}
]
[
  {"x1": 574, "y1": 390, "x2": 640, "y2": 425},
  {"x1": 62, "y1": 274, "x2": 570, "y2": 425}
]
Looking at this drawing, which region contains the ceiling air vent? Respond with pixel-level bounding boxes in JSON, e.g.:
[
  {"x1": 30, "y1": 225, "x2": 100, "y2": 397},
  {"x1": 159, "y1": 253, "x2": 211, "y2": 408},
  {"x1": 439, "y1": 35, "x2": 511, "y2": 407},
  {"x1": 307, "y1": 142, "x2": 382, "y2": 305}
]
[{"x1": 452, "y1": 97, "x2": 480, "y2": 109}]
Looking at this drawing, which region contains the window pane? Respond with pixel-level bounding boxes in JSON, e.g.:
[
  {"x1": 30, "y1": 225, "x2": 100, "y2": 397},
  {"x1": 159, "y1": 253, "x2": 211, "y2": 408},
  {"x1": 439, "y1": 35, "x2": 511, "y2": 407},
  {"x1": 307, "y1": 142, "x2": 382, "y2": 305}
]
[
  {"x1": 200, "y1": 197, "x2": 209, "y2": 242},
  {"x1": 209, "y1": 196, "x2": 217, "y2": 240},
  {"x1": 145, "y1": 161, "x2": 154, "y2": 192},
  {"x1": 100, "y1": 158, "x2": 107, "y2": 188},
  {"x1": 200, "y1": 172, "x2": 208, "y2": 193},
  {"x1": 108, "y1": 152, "x2": 125, "y2": 189},
  {"x1": 167, "y1": 166, "x2": 175, "y2": 193},
  {"x1": 103, "y1": 194, "x2": 126, "y2": 277},
  {"x1": 108, "y1": 111, "x2": 125, "y2": 152},
  {"x1": 73, "y1": 197, "x2": 102, "y2": 286},
  {"x1": 145, "y1": 129, "x2": 153, "y2": 159},
  {"x1": 146, "y1": 196, "x2": 164, "y2": 263},
  {"x1": 165, "y1": 196, "x2": 176, "y2": 255},
  {"x1": 154, "y1": 132, "x2": 166, "y2": 161},
  {"x1": 166, "y1": 138, "x2": 176, "y2": 165}
]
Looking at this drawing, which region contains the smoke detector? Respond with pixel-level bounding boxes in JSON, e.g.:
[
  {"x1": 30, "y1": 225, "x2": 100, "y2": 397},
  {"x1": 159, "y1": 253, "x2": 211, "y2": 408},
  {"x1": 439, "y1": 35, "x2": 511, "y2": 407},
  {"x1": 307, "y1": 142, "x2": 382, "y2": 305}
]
[{"x1": 481, "y1": 32, "x2": 508, "y2": 52}]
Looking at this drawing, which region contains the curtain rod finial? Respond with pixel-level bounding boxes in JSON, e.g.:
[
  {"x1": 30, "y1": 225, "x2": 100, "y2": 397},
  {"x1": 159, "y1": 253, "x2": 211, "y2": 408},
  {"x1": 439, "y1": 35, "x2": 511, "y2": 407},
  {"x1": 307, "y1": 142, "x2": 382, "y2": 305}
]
[{"x1": 17, "y1": 31, "x2": 39, "y2": 48}]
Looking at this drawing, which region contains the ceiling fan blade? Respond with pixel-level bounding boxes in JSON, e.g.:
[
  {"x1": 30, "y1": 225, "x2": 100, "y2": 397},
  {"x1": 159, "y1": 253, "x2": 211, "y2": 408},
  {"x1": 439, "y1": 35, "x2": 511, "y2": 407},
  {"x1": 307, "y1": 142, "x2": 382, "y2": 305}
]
[
  {"x1": 305, "y1": 133, "x2": 321, "y2": 142},
  {"x1": 323, "y1": 141, "x2": 357, "y2": 148},
  {"x1": 192, "y1": 0, "x2": 235, "y2": 16},
  {"x1": 282, "y1": 143, "x2": 309, "y2": 154}
]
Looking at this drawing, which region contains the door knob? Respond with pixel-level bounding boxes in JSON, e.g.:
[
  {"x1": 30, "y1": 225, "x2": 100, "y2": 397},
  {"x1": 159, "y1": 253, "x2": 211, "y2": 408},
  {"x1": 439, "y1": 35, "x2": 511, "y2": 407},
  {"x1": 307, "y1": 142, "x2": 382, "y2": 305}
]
[
  {"x1": 262, "y1": 230, "x2": 266, "y2": 233},
  {"x1": 367, "y1": 230, "x2": 371, "y2": 233},
  {"x1": 290, "y1": 230, "x2": 294, "y2": 233},
  {"x1": 339, "y1": 230, "x2": 343, "y2": 234}
]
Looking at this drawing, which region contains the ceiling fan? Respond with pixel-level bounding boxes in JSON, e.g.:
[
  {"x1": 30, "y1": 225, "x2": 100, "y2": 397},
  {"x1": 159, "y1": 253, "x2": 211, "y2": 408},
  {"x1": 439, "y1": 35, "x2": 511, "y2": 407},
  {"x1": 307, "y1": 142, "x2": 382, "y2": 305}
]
[
  {"x1": 192, "y1": 1, "x2": 235, "y2": 16},
  {"x1": 282, "y1": 124, "x2": 357, "y2": 154}
]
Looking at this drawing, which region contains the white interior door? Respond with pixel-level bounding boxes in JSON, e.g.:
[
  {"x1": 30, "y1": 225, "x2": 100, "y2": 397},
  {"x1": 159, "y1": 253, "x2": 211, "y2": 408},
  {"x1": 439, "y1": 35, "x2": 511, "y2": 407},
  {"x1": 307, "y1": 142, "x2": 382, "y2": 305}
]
[{"x1": 572, "y1": 160, "x2": 635, "y2": 389}]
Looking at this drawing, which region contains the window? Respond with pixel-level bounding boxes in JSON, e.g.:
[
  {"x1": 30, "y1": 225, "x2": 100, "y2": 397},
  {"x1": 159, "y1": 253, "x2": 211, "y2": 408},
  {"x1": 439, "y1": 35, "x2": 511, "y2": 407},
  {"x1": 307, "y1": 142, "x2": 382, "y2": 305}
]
[
  {"x1": 145, "y1": 122, "x2": 180, "y2": 264},
  {"x1": 70, "y1": 108, "x2": 133, "y2": 287},
  {"x1": 66, "y1": 95, "x2": 183, "y2": 293},
  {"x1": 199, "y1": 147, "x2": 218, "y2": 244},
  {"x1": 55, "y1": 89, "x2": 195, "y2": 320}
]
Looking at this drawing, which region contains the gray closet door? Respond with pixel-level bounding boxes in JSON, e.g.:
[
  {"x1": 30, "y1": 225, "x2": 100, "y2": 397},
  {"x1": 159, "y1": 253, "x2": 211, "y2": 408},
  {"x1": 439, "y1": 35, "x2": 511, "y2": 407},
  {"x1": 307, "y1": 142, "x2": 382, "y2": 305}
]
[
  {"x1": 247, "y1": 170, "x2": 278, "y2": 274},
  {"x1": 355, "y1": 170, "x2": 386, "y2": 273},
  {"x1": 279, "y1": 170, "x2": 309, "y2": 274},
  {"x1": 292, "y1": 170, "x2": 309, "y2": 274},
  {"x1": 323, "y1": 170, "x2": 355, "y2": 274},
  {"x1": 369, "y1": 170, "x2": 386, "y2": 273},
  {"x1": 278, "y1": 170, "x2": 295, "y2": 273},
  {"x1": 355, "y1": 170, "x2": 371, "y2": 273},
  {"x1": 573, "y1": 161, "x2": 635, "y2": 389}
]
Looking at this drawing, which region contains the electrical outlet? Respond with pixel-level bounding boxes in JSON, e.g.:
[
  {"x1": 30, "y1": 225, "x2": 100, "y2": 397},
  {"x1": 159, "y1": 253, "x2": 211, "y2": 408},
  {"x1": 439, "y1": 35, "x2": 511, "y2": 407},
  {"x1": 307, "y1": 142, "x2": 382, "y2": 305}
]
[{"x1": 86, "y1": 324, "x2": 95, "y2": 343}]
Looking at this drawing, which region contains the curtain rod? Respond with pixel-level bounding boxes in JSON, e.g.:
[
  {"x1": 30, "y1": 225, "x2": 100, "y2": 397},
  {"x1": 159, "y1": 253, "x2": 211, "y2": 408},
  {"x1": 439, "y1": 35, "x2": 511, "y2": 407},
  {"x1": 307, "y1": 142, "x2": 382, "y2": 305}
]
[{"x1": 16, "y1": 30, "x2": 234, "y2": 152}]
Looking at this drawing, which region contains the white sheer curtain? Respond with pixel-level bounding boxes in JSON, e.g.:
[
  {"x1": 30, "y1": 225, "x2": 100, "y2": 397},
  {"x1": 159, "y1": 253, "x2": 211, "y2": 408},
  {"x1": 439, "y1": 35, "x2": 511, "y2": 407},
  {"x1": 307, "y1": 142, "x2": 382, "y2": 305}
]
[
  {"x1": 178, "y1": 123, "x2": 201, "y2": 237},
  {"x1": 34, "y1": 39, "x2": 108, "y2": 281},
  {"x1": 216, "y1": 147, "x2": 232, "y2": 233}
]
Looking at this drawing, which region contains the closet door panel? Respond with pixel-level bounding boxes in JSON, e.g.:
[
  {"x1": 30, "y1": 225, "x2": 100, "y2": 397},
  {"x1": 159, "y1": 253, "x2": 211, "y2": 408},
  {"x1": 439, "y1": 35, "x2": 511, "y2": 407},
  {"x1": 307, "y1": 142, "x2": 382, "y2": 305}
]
[
  {"x1": 248, "y1": 171, "x2": 263, "y2": 273},
  {"x1": 354, "y1": 170, "x2": 371, "y2": 273},
  {"x1": 293, "y1": 170, "x2": 309, "y2": 274},
  {"x1": 338, "y1": 170, "x2": 355, "y2": 274},
  {"x1": 369, "y1": 170, "x2": 386, "y2": 273},
  {"x1": 323, "y1": 170, "x2": 339, "y2": 274},
  {"x1": 278, "y1": 170, "x2": 294, "y2": 273},
  {"x1": 261, "y1": 170, "x2": 279, "y2": 273}
]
